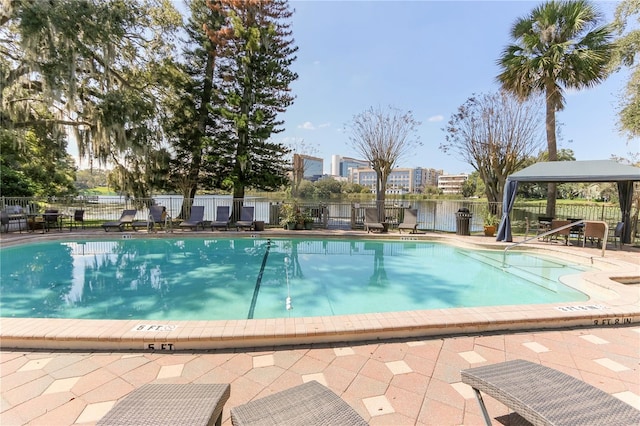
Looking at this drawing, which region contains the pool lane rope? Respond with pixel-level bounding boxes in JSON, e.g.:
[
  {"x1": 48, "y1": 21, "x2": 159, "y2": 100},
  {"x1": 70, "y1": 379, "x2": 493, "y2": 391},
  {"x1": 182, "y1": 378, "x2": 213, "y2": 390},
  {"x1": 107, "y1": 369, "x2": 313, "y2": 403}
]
[
  {"x1": 247, "y1": 239, "x2": 271, "y2": 319},
  {"x1": 284, "y1": 256, "x2": 292, "y2": 311}
]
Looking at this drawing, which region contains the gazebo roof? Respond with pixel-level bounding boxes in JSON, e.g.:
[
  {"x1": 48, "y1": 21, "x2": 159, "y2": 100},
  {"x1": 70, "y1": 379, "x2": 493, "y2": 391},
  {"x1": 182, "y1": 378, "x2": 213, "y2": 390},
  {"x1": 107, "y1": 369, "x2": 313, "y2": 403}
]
[{"x1": 508, "y1": 160, "x2": 640, "y2": 183}]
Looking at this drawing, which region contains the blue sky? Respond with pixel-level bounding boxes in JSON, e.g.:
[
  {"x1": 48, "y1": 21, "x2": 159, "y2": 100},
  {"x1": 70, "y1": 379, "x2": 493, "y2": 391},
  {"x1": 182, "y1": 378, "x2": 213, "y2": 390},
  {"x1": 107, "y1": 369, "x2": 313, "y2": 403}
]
[{"x1": 275, "y1": 0, "x2": 637, "y2": 174}]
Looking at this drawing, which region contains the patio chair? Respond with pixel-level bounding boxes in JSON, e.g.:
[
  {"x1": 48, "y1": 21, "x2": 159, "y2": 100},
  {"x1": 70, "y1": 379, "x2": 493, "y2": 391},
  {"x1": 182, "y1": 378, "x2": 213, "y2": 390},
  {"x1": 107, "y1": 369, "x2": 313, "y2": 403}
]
[
  {"x1": 461, "y1": 359, "x2": 640, "y2": 426},
  {"x1": 3, "y1": 206, "x2": 26, "y2": 233},
  {"x1": 43, "y1": 209, "x2": 62, "y2": 232},
  {"x1": 582, "y1": 221, "x2": 607, "y2": 247},
  {"x1": 398, "y1": 208, "x2": 418, "y2": 234},
  {"x1": 567, "y1": 217, "x2": 585, "y2": 243},
  {"x1": 101, "y1": 209, "x2": 137, "y2": 232},
  {"x1": 97, "y1": 383, "x2": 230, "y2": 426},
  {"x1": 364, "y1": 207, "x2": 384, "y2": 233},
  {"x1": 550, "y1": 219, "x2": 571, "y2": 244},
  {"x1": 536, "y1": 216, "x2": 553, "y2": 240},
  {"x1": 236, "y1": 206, "x2": 255, "y2": 231},
  {"x1": 211, "y1": 205, "x2": 231, "y2": 231},
  {"x1": 71, "y1": 209, "x2": 85, "y2": 230},
  {"x1": 132, "y1": 205, "x2": 171, "y2": 232},
  {"x1": 179, "y1": 205, "x2": 205, "y2": 231},
  {"x1": 230, "y1": 380, "x2": 368, "y2": 426},
  {"x1": 611, "y1": 221, "x2": 625, "y2": 248},
  {"x1": 0, "y1": 210, "x2": 10, "y2": 233}
]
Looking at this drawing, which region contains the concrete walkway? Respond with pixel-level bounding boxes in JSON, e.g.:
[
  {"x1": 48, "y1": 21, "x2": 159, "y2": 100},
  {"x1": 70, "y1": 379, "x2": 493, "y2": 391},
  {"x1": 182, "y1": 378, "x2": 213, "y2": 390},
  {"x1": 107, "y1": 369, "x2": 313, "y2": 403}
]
[{"x1": 2, "y1": 325, "x2": 639, "y2": 425}]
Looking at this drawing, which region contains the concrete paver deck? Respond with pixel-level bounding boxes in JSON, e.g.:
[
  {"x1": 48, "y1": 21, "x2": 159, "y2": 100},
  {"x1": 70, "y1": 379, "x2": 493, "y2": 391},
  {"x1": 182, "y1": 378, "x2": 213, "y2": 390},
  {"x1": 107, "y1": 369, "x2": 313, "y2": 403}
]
[{"x1": 1, "y1": 326, "x2": 639, "y2": 425}]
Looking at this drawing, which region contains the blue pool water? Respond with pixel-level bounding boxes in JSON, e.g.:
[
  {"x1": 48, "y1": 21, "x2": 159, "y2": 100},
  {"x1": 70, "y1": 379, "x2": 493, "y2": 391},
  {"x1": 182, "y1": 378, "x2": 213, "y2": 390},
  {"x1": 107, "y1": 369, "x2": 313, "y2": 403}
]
[{"x1": 0, "y1": 237, "x2": 589, "y2": 320}]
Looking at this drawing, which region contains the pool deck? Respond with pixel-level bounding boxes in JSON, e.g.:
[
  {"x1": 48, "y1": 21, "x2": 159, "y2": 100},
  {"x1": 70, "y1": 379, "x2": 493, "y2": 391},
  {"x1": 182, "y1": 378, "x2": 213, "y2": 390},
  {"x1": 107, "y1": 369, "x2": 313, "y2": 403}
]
[{"x1": 1, "y1": 229, "x2": 639, "y2": 425}]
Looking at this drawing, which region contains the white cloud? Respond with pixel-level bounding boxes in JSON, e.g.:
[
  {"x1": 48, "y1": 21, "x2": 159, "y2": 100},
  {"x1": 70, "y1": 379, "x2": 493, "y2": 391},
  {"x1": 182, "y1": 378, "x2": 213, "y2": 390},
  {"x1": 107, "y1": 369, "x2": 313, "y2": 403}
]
[
  {"x1": 298, "y1": 121, "x2": 316, "y2": 130},
  {"x1": 318, "y1": 122, "x2": 331, "y2": 128},
  {"x1": 427, "y1": 115, "x2": 444, "y2": 122}
]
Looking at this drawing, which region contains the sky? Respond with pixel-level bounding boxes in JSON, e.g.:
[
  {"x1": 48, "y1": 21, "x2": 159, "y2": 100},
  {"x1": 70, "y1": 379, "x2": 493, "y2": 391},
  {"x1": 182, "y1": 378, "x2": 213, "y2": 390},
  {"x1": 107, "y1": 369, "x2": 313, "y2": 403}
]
[{"x1": 271, "y1": 0, "x2": 638, "y2": 174}]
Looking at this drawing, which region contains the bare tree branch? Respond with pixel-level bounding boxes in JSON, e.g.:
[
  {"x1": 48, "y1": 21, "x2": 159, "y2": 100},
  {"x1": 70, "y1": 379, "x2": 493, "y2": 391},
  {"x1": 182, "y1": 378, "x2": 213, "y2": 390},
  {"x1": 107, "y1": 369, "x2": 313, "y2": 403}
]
[{"x1": 348, "y1": 105, "x2": 421, "y2": 219}]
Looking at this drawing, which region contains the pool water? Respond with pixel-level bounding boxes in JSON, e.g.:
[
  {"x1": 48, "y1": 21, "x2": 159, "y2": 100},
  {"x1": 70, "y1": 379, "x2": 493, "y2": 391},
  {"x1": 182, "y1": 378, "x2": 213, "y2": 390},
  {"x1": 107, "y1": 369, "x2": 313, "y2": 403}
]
[{"x1": 0, "y1": 237, "x2": 589, "y2": 320}]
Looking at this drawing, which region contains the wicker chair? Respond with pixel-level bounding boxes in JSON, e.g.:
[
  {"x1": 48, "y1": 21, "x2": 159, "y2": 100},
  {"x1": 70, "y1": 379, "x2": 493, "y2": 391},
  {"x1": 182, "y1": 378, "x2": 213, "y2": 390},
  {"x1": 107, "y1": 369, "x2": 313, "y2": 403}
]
[
  {"x1": 97, "y1": 383, "x2": 230, "y2": 426},
  {"x1": 461, "y1": 359, "x2": 640, "y2": 426},
  {"x1": 230, "y1": 380, "x2": 368, "y2": 426},
  {"x1": 582, "y1": 221, "x2": 607, "y2": 247}
]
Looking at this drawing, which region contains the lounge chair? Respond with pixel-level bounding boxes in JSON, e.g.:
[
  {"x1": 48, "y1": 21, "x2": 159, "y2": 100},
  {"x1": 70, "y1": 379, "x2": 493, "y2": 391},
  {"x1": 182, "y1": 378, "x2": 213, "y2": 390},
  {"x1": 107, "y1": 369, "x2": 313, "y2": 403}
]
[
  {"x1": 179, "y1": 205, "x2": 205, "y2": 231},
  {"x1": 398, "y1": 208, "x2": 418, "y2": 233},
  {"x1": 97, "y1": 383, "x2": 230, "y2": 426},
  {"x1": 364, "y1": 207, "x2": 384, "y2": 233},
  {"x1": 236, "y1": 206, "x2": 255, "y2": 231},
  {"x1": 132, "y1": 205, "x2": 171, "y2": 232},
  {"x1": 101, "y1": 209, "x2": 137, "y2": 232},
  {"x1": 461, "y1": 359, "x2": 640, "y2": 426},
  {"x1": 211, "y1": 206, "x2": 231, "y2": 231},
  {"x1": 230, "y1": 380, "x2": 368, "y2": 426}
]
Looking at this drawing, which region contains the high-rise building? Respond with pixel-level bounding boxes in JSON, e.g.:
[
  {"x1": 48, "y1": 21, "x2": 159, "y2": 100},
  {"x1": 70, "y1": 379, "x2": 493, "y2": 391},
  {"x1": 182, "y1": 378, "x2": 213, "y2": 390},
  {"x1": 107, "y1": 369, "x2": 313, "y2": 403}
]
[
  {"x1": 331, "y1": 155, "x2": 369, "y2": 178},
  {"x1": 293, "y1": 154, "x2": 324, "y2": 182}
]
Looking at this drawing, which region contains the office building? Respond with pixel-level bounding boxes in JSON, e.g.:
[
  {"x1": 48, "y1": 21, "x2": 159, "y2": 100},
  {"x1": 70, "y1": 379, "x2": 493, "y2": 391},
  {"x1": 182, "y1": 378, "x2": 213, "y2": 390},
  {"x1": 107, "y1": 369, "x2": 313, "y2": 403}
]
[
  {"x1": 437, "y1": 173, "x2": 468, "y2": 194},
  {"x1": 331, "y1": 155, "x2": 369, "y2": 178},
  {"x1": 349, "y1": 167, "x2": 442, "y2": 194},
  {"x1": 293, "y1": 154, "x2": 324, "y2": 182}
]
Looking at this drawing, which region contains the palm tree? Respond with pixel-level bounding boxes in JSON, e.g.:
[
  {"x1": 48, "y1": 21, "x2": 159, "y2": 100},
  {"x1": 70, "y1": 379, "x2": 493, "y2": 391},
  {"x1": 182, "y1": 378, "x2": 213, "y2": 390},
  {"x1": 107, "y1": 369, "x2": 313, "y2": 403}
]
[{"x1": 497, "y1": 0, "x2": 613, "y2": 217}]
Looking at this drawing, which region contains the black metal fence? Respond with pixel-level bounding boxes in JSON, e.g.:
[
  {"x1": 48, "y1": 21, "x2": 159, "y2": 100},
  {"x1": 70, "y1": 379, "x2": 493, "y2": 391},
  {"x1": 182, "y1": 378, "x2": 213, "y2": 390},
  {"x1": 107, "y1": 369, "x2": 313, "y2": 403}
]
[{"x1": 1, "y1": 195, "x2": 635, "y2": 240}]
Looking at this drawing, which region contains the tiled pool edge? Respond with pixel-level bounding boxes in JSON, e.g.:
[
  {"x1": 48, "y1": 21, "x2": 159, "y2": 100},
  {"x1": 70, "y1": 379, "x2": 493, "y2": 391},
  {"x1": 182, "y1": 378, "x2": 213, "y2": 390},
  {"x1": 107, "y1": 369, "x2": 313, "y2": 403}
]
[
  {"x1": 2, "y1": 231, "x2": 639, "y2": 351},
  {"x1": 2, "y1": 300, "x2": 638, "y2": 351}
]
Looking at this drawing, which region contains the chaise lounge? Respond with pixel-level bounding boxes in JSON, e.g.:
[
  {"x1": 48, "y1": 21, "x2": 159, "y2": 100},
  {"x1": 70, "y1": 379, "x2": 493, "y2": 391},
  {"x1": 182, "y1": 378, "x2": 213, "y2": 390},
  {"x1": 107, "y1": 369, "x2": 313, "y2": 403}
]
[
  {"x1": 461, "y1": 359, "x2": 640, "y2": 426},
  {"x1": 230, "y1": 380, "x2": 368, "y2": 426},
  {"x1": 179, "y1": 205, "x2": 205, "y2": 231},
  {"x1": 97, "y1": 383, "x2": 230, "y2": 426},
  {"x1": 101, "y1": 209, "x2": 137, "y2": 232},
  {"x1": 364, "y1": 207, "x2": 384, "y2": 233},
  {"x1": 132, "y1": 205, "x2": 171, "y2": 232},
  {"x1": 211, "y1": 205, "x2": 231, "y2": 231},
  {"x1": 236, "y1": 206, "x2": 255, "y2": 231},
  {"x1": 398, "y1": 208, "x2": 418, "y2": 234}
]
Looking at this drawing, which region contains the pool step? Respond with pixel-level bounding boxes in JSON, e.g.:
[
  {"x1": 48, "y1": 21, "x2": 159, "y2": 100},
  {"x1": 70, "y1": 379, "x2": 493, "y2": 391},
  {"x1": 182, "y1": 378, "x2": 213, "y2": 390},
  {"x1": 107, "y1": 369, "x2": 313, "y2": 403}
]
[{"x1": 457, "y1": 250, "x2": 572, "y2": 294}]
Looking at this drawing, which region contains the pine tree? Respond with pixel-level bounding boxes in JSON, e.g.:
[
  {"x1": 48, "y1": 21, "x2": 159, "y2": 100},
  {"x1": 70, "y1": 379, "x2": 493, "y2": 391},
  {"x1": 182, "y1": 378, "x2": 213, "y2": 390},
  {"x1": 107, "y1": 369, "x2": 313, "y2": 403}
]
[{"x1": 214, "y1": 0, "x2": 298, "y2": 206}]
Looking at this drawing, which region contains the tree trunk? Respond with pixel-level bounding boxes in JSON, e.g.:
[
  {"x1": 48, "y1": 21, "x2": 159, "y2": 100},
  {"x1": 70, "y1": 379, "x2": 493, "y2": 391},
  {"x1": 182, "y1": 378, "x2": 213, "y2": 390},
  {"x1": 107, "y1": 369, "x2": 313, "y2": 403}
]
[
  {"x1": 180, "y1": 50, "x2": 216, "y2": 219},
  {"x1": 545, "y1": 84, "x2": 558, "y2": 218},
  {"x1": 377, "y1": 169, "x2": 389, "y2": 222}
]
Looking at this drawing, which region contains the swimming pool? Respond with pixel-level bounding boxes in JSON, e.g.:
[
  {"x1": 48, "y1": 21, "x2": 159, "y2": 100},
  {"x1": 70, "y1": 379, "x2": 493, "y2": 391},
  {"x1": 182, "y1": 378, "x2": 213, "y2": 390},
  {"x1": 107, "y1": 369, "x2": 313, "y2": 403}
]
[{"x1": 0, "y1": 237, "x2": 589, "y2": 320}]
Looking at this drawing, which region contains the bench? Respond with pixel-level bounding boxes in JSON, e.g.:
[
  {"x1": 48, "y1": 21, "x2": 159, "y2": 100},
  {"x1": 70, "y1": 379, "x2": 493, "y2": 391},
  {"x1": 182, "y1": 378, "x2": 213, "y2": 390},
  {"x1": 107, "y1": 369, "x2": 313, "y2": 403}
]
[{"x1": 461, "y1": 359, "x2": 640, "y2": 426}]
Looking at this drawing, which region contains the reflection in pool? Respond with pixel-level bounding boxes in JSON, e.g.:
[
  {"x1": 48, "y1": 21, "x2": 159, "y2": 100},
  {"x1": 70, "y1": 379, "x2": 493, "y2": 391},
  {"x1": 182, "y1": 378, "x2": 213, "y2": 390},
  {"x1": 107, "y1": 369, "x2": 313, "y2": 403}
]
[{"x1": 0, "y1": 237, "x2": 588, "y2": 320}]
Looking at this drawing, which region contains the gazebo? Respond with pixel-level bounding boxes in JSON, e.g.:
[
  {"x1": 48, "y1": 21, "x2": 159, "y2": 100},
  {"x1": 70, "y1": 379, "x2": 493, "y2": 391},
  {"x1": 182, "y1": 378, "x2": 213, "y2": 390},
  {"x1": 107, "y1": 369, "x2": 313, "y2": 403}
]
[{"x1": 496, "y1": 160, "x2": 640, "y2": 243}]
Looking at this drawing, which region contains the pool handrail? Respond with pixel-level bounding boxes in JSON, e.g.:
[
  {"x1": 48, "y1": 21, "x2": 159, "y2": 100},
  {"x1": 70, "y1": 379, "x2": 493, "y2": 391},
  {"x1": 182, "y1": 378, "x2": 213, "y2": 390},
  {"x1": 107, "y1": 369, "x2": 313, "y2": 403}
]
[{"x1": 503, "y1": 220, "x2": 607, "y2": 263}]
